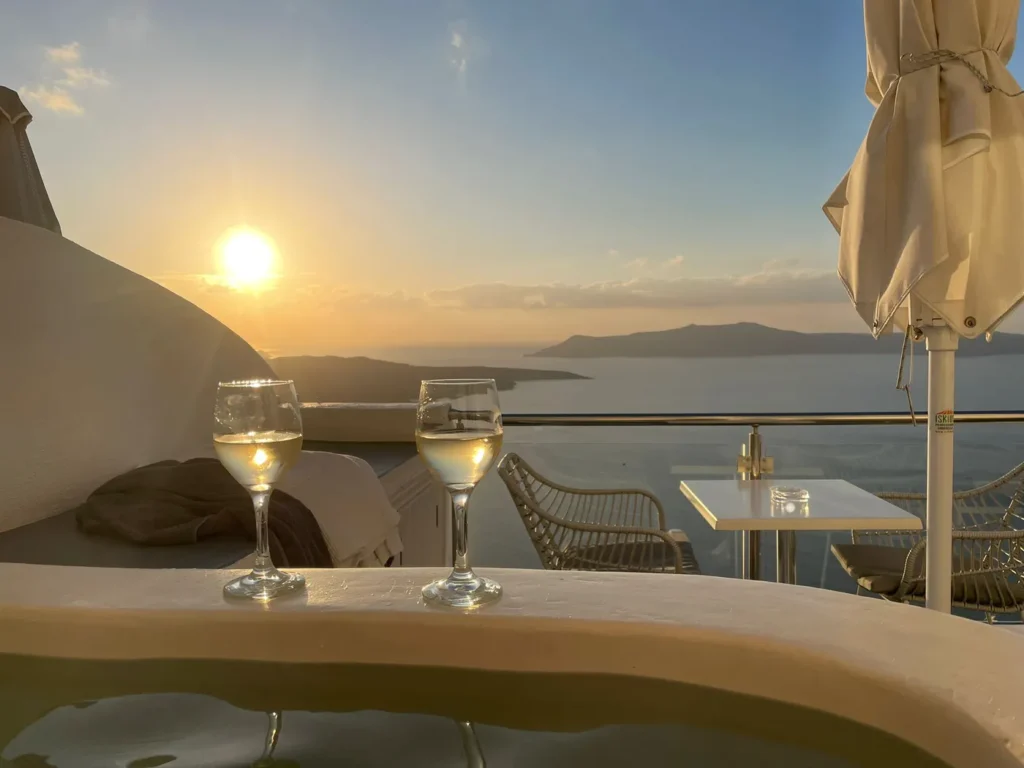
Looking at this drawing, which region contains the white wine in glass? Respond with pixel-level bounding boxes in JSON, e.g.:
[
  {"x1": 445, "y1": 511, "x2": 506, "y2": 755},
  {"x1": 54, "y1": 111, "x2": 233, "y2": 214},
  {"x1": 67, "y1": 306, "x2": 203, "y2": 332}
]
[
  {"x1": 214, "y1": 380, "x2": 306, "y2": 601},
  {"x1": 415, "y1": 431, "x2": 503, "y2": 487},
  {"x1": 214, "y1": 431, "x2": 304, "y2": 491},
  {"x1": 416, "y1": 379, "x2": 503, "y2": 608}
]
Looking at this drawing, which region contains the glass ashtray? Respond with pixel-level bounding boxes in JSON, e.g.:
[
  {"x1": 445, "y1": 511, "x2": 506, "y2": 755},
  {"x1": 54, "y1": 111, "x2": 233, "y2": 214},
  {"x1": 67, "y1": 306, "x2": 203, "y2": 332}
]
[{"x1": 770, "y1": 486, "x2": 810, "y2": 516}]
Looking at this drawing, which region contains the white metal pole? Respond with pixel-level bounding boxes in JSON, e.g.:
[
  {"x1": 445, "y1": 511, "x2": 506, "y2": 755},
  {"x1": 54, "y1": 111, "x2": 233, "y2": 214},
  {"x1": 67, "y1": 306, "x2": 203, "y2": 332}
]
[{"x1": 924, "y1": 325, "x2": 958, "y2": 613}]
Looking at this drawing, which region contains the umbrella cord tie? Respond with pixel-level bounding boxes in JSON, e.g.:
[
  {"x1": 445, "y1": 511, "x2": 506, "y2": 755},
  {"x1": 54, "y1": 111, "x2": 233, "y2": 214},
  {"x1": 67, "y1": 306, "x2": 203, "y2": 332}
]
[
  {"x1": 896, "y1": 325, "x2": 918, "y2": 426},
  {"x1": 901, "y1": 49, "x2": 1023, "y2": 97}
]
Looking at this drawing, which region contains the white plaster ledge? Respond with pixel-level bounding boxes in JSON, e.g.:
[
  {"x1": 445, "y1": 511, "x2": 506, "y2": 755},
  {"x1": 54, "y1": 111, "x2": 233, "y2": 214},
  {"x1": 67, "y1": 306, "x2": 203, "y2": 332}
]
[{"x1": 0, "y1": 564, "x2": 1020, "y2": 768}]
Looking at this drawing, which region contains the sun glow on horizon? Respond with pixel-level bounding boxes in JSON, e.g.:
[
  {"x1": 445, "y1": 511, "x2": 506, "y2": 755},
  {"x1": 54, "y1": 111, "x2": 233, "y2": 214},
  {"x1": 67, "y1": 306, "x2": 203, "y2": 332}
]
[{"x1": 218, "y1": 227, "x2": 277, "y2": 291}]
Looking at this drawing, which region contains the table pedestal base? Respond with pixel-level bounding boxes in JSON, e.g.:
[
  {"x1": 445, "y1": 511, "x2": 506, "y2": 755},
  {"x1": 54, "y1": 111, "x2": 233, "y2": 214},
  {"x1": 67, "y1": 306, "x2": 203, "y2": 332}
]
[
  {"x1": 742, "y1": 531, "x2": 762, "y2": 580},
  {"x1": 776, "y1": 531, "x2": 797, "y2": 585},
  {"x1": 742, "y1": 531, "x2": 797, "y2": 585}
]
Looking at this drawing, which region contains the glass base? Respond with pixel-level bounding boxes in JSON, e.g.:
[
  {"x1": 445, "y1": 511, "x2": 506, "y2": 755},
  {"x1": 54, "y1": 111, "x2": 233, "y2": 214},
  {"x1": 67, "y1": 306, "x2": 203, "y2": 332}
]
[
  {"x1": 224, "y1": 569, "x2": 305, "y2": 601},
  {"x1": 422, "y1": 572, "x2": 502, "y2": 609}
]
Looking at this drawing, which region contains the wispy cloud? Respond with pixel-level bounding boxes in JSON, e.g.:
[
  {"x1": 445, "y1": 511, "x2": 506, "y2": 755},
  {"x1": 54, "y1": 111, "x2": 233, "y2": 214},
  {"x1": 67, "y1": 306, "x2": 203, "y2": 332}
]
[
  {"x1": 427, "y1": 265, "x2": 843, "y2": 310},
  {"x1": 21, "y1": 42, "x2": 109, "y2": 116},
  {"x1": 19, "y1": 85, "x2": 83, "y2": 115},
  {"x1": 620, "y1": 253, "x2": 684, "y2": 271},
  {"x1": 155, "y1": 262, "x2": 844, "y2": 316},
  {"x1": 60, "y1": 67, "x2": 111, "y2": 89},
  {"x1": 155, "y1": 274, "x2": 428, "y2": 312},
  {"x1": 607, "y1": 248, "x2": 620, "y2": 259},
  {"x1": 154, "y1": 271, "x2": 280, "y2": 295},
  {"x1": 332, "y1": 288, "x2": 425, "y2": 311},
  {"x1": 450, "y1": 29, "x2": 467, "y2": 74},
  {"x1": 448, "y1": 19, "x2": 487, "y2": 87},
  {"x1": 45, "y1": 42, "x2": 81, "y2": 64},
  {"x1": 762, "y1": 257, "x2": 801, "y2": 271}
]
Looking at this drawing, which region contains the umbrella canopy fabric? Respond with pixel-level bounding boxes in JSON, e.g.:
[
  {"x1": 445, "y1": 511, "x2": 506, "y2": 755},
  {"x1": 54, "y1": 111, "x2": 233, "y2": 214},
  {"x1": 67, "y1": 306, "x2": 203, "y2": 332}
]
[
  {"x1": 825, "y1": 0, "x2": 1024, "y2": 340},
  {"x1": 826, "y1": 0, "x2": 1024, "y2": 613},
  {"x1": 0, "y1": 86, "x2": 60, "y2": 234}
]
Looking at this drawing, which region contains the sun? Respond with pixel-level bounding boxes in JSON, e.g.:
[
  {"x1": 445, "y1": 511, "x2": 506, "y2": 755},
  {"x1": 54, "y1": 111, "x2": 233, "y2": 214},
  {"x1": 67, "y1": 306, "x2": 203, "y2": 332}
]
[{"x1": 218, "y1": 227, "x2": 277, "y2": 290}]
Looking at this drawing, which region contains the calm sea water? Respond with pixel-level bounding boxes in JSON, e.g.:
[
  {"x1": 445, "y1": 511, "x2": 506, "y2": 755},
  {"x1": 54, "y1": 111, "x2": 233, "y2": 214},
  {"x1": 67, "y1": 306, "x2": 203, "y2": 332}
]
[
  {"x1": 350, "y1": 345, "x2": 1024, "y2": 413},
  {"x1": 355, "y1": 348, "x2": 1024, "y2": 583}
]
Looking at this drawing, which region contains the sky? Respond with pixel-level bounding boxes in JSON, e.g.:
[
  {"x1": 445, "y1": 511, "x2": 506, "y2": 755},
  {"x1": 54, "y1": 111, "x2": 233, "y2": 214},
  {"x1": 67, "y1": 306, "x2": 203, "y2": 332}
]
[{"x1": 5, "y1": 0, "x2": 1024, "y2": 353}]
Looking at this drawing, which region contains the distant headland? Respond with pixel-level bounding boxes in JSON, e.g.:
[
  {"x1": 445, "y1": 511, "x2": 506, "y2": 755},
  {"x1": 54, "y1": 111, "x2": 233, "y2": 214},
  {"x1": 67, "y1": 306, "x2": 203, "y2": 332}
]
[
  {"x1": 269, "y1": 355, "x2": 588, "y2": 403},
  {"x1": 528, "y1": 322, "x2": 1024, "y2": 358}
]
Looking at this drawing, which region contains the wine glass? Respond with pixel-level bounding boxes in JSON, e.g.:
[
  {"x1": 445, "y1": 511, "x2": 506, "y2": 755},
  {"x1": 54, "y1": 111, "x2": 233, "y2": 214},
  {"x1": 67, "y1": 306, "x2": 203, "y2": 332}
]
[
  {"x1": 416, "y1": 379, "x2": 503, "y2": 608},
  {"x1": 214, "y1": 379, "x2": 305, "y2": 600}
]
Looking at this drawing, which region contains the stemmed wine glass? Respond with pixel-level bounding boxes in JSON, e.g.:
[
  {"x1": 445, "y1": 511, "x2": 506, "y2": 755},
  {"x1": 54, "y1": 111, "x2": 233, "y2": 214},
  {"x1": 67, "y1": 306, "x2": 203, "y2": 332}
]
[
  {"x1": 214, "y1": 379, "x2": 305, "y2": 601},
  {"x1": 416, "y1": 379, "x2": 503, "y2": 608}
]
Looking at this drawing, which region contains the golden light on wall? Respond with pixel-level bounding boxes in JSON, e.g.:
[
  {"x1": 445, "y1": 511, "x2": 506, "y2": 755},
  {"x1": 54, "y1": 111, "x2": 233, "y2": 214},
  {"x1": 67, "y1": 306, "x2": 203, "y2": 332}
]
[{"x1": 217, "y1": 226, "x2": 277, "y2": 291}]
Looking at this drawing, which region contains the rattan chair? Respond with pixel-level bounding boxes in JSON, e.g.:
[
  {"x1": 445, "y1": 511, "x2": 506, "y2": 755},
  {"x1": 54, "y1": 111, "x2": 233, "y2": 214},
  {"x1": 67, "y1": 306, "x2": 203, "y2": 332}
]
[
  {"x1": 832, "y1": 461, "x2": 1024, "y2": 621},
  {"x1": 497, "y1": 453, "x2": 701, "y2": 575}
]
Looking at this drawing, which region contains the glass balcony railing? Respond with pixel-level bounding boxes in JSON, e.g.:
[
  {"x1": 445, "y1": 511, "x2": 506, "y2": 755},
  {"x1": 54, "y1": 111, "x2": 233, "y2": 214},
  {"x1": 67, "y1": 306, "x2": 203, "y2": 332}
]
[
  {"x1": 466, "y1": 413, "x2": 1024, "y2": 593},
  {"x1": 300, "y1": 405, "x2": 1024, "y2": 597}
]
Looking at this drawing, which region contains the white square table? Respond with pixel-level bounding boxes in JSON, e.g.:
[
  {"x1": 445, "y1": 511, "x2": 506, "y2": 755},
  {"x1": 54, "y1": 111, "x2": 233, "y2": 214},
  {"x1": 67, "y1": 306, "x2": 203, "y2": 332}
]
[{"x1": 678, "y1": 479, "x2": 923, "y2": 584}]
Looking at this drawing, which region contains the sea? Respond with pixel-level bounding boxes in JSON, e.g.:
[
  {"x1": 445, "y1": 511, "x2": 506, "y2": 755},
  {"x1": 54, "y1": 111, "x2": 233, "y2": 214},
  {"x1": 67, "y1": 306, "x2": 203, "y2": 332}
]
[{"x1": 347, "y1": 346, "x2": 1024, "y2": 587}]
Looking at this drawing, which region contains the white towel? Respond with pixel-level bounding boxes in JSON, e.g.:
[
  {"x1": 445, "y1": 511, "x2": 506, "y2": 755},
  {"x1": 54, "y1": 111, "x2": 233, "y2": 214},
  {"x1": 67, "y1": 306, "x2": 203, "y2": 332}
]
[{"x1": 277, "y1": 451, "x2": 403, "y2": 567}]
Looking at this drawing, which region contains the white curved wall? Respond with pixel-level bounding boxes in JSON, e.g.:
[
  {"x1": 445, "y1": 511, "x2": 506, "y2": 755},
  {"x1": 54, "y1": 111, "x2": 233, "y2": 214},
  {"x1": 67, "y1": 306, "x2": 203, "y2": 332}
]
[{"x1": 0, "y1": 216, "x2": 273, "y2": 531}]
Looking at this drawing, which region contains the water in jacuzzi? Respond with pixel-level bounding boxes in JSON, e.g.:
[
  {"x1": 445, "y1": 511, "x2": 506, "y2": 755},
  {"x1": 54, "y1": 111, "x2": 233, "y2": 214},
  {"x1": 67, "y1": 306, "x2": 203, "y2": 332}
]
[{"x1": 0, "y1": 658, "x2": 953, "y2": 767}]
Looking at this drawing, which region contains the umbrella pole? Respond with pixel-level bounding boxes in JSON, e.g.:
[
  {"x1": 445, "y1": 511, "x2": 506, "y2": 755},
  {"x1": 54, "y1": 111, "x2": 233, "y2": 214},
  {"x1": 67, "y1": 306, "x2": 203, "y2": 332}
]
[{"x1": 924, "y1": 325, "x2": 958, "y2": 613}]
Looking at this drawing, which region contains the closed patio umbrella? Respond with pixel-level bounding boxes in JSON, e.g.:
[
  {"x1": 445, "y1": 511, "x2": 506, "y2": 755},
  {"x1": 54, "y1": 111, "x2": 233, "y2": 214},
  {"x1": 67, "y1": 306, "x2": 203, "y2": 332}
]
[
  {"x1": 825, "y1": 0, "x2": 1024, "y2": 611},
  {"x1": 0, "y1": 86, "x2": 60, "y2": 233}
]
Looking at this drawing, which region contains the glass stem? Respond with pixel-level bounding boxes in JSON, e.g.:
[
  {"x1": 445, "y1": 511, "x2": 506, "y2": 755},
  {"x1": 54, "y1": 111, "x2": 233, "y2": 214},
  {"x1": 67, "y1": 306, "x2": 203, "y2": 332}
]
[
  {"x1": 251, "y1": 490, "x2": 273, "y2": 577},
  {"x1": 262, "y1": 711, "x2": 282, "y2": 759},
  {"x1": 450, "y1": 489, "x2": 473, "y2": 580}
]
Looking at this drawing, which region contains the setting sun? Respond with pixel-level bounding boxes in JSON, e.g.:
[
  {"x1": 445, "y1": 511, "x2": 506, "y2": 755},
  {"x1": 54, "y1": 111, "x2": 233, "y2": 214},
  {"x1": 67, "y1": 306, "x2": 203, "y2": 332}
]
[{"x1": 218, "y1": 227, "x2": 276, "y2": 290}]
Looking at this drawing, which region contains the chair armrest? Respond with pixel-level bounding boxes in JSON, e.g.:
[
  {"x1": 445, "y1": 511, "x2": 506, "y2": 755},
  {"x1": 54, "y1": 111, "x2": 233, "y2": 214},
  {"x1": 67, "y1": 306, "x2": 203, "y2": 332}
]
[
  {"x1": 892, "y1": 539, "x2": 927, "y2": 601},
  {"x1": 953, "y1": 529, "x2": 1024, "y2": 541},
  {"x1": 957, "y1": 515, "x2": 1015, "y2": 532},
  {"x1": 544, "y1": 516, "x2": 679, "y2": 542},
  {"x1": 515, "y1": 480, "x2": 669, "y2": 531},
  {"x1": 550, "y1": 517, "x2": 687, "y2": 573},
  {"x1": 560, "y1": 487, "x2": 670, "y2": 531}
]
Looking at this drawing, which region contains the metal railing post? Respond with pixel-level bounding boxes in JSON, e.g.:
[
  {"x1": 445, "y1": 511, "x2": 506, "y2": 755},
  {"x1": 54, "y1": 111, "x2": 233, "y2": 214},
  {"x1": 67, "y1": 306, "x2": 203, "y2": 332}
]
[
  {"x1": 743, "y1": 426, "x2": 762, "y2": 580},
  {"x1": 748, "y1": 426, "x2": 762, "y2": 480}
]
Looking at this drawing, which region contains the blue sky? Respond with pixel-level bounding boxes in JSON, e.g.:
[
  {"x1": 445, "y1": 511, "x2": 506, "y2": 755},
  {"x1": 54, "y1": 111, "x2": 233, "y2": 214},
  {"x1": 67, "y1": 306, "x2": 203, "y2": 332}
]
[{"x1": 5, "y1": 1, "x2": 1022, "y2": 350}]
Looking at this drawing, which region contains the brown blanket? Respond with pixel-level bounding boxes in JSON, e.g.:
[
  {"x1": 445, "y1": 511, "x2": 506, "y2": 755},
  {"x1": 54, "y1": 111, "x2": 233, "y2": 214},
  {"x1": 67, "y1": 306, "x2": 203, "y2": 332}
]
[{"x1": 75, "y1": 458, "x2": 333, "y2": 568}]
